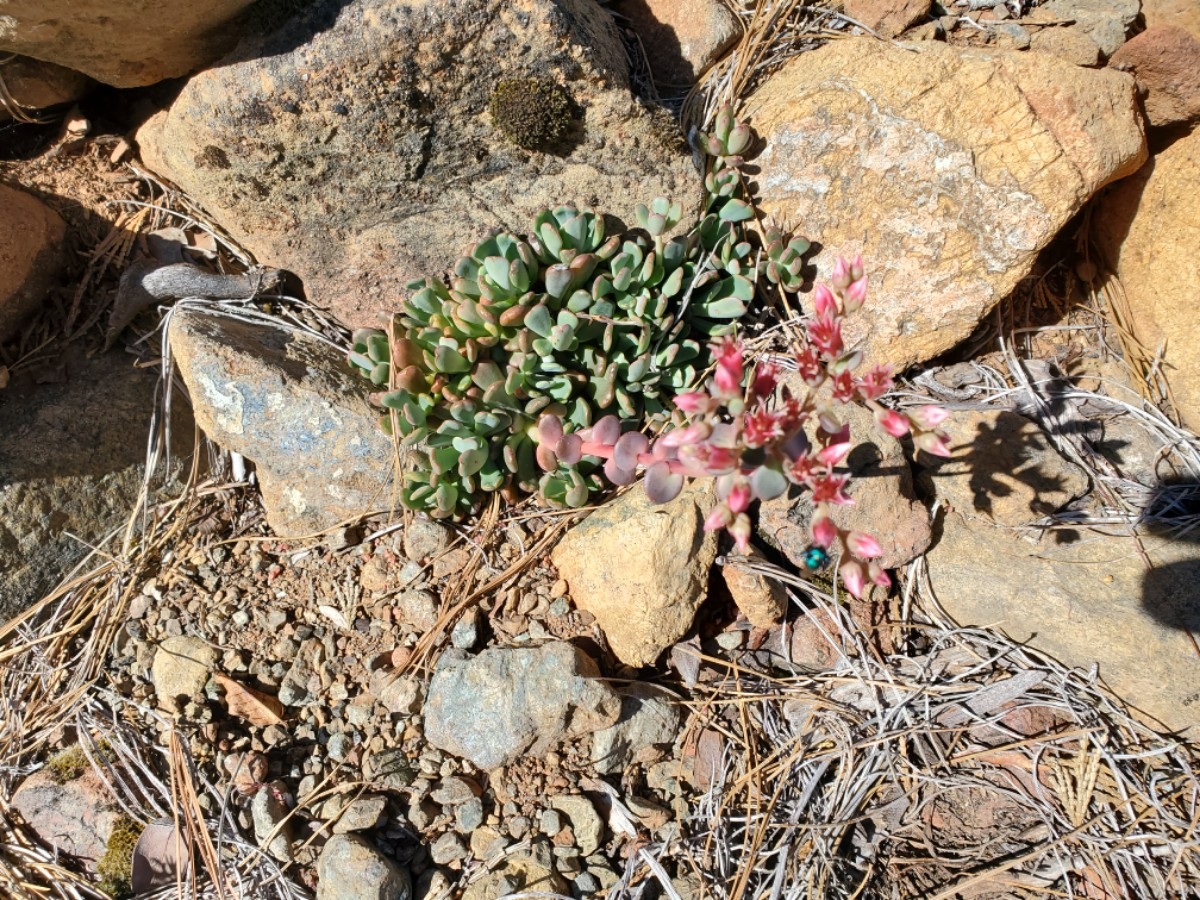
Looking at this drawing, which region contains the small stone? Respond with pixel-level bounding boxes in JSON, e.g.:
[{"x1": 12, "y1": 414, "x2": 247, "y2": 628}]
[
  {"x1": 316, "y1": 833, "x2": 411, "y2": 900},
  {"x1": 450, "y1": 608, "x2": 481, "y2": 650},
  {"x1": 366, "y1": 750, "x2": 417, "y2": 790},
  {"x1": 430, "y1": 832, "x2": 468, "y2": 865},
  {"x1": 430, "y1": 775, "x2": 479, "y2": 805},
  {"x1": 574, "y1": 872, "x2": 601, "y2": 894},
  {"x1": 151, "y1": 636, "x2": 217, "y2": 709},
  {"x1": 715, "y1": 630, "x2": 744, "y2": 650},
  {"x1": 332, "y1": 795, "x2": 388, "y2": 834},
  {"x1": 538, "y1": 809, "x2": 563, "y2": 835},
  {"x1": 231, "y1": 609, "x2": 251, "y2": 628},
  {"x1": 549, "y1": 795, "x2": 604, "y2": 857},
  {"x1": 251, "y1": 780, "x2": 294, "y2": 862},
  {"x1": 469, "y1": 825, "x2": 508, "y2": 860},
  {"x1": 591, "y1": 683, "x2": 681, "y2": 776},
  {"x1": 455, "y1": 797, "x2": 484, "y2": 833},
  {"x1": 403, "y1": 518, "x2": 453, "y2": 561},
  {"x1": 395, "y1": 590, "x2": 439, "y2": 632},
  {"x1": 328, "y1": 525, "x2": 362, "y2": 551},
  {"x1": 327, "y1": 733, "x2": 353, "y2": 762},
  {"x1": 721, "y1": 551, "x2": 787, "y2": 627},
  {"x1": 507, "y1": 816, "x2": 530, "y2": 839}
]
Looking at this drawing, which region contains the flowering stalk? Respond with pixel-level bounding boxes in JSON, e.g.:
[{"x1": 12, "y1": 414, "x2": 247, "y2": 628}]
[{"x1": 535, "y1": 260, "x2": 950, "y2": 598}]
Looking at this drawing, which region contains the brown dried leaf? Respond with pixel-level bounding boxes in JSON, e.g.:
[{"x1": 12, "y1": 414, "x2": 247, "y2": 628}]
[
  {"x1": 223, "y1": 750, "x2": 269, "y2": 796},
  {"x1": 214, "y1": 674, "x2": 284, "y2": 726}
]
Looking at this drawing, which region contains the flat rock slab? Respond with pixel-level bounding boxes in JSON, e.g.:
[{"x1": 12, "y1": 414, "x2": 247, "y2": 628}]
[
  {"x1": 10, "y1": 769, "x2": 117, "y2": 869},
  {"x1": 744, "y1": 38, "x2": 1145, "y2": 373},
  {"x1": 552, "y1": 482, "x2": 717, "y2": 667},
  {"x1": 167, "y1": 307, "x2": 393, "y2": 536},
  {"x1": 423, "y1": 642, "x2": 620, "y2": 771},
  {"x1": 137, "y1": 0, "x2": 697, "y2": 332},
  {"x1": 927, "y1": 516, "x2": 1200, "y2": 735}
]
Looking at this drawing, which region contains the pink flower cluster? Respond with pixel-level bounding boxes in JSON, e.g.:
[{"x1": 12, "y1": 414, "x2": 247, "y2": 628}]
[{"x1": 535, "y1": 256, "x2": 951, "y2": 598}]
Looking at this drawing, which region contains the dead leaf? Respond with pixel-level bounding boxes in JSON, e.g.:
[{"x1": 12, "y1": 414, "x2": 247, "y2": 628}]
[
  {"x1": 213, "y1": 674, "x2": 284, "y2": 726},
  {"x1": 223, "y1": 750, "x2": 269, "y2": 796},
  {"x1": 318, "y1": 604, "x2": 350, "y2": 631}
]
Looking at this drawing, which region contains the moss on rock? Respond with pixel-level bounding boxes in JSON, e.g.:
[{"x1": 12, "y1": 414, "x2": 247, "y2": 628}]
[
  {"x1": 96, "y1": 815, "x2": 141, "y2": 899},
  {"x1": 488, "y1": 78, "x2": 573, "y2": 151}
]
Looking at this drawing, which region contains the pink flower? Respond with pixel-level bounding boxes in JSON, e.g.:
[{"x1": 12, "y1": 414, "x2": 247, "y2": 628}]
[
  {"x1": 846, "y1": 531, "x2": 882, "y2": 559},
  {"x1": 660, "y1": 420, "x2": 712, "y2": 449},
  {"x1": 704, "y1": 503, "x2": 733, "y2": 532},
  {"x1": 830, "y1": 257, "x2": 852, "y2": 291},
  {"x1": 911, "y1": 404, "x2": 949, "y2": 430},
  {"x1": 751, "y1": 362, "x2": 779, "y2": 400},
  {"x1": 729, "y1": 513, "x2": 753, "y2": 554},
  {"x1": 712, "y1": 338, "x2": 744, "y2": 399},
  {"x1": 843, "y1": 275, "x2": 868, "y2": 313},
  {"x1": 743, "y1": 408, "x2": 784, "y2": 448},
  {"x1": 726, "y1": 481, "x2": 752, "y2": 514},
  {"x1": 675, "y1": 391, "x2": 715, "y2": 414},
  {"x1": 812, "y1": 283, "x2": 837, "y2": 316},
  {"x1": 810, "y1": 472, "x2": 852, "y2": 505},
  {"x1": 914, "y1": 429, "x2": 953, "y2": 458},
  {"x1": 816, "y1": 424, "x2": 852, "y2": 466},
  {"x1": 855, "y1": 365, "x2": 893, "y2": 402},
  {"x1": 840, "y1": 559, "x2": 866, "y2": 598},
  {"x1": 874, "y1": 407, "x2": 910, "y2": 438},
  {"x1": 795, "y1": 344, "x2": 824, "y2": 386},
  {"x1": 868, "y1": 562, "x2": 891, "y2": 588},
  {"x1": 848, "y1": 254, "x2": 865, "y2": 282},
  {"x1": 807, "y1": 310, "x2": 843, "y2": 358},
  {"x1": 831, "y1": 370, "x2": 856, "y2": 403},
  {"x1": 811, "y1": 512, "x2": 838, "y2": 549}
]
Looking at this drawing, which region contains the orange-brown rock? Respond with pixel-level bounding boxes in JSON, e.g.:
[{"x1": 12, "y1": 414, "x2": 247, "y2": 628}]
[
  {"x1": 0, "y1": 183, "x2": 66, "y2": 342},
  {"x1": 1110, "y1": 26, "x2": 1200, "y2": 127},
  {"x1": 611, "y1": 0, "x2": 741, "y2": 85}
]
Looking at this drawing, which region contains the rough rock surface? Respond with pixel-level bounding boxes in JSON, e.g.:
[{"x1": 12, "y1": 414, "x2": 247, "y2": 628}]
[
  {"x1": 1143, "y1": 0, "x2": 1200, "y2": 38},
  {"x1": 843, "y1": 0, "x2": 931, "y2": 38},
  {"x1": 423, "y1": 642, "x2": 621, "y2": 771},
  {"x1": 151, "y1": 636, "x2": 218, "y2": 708},
  {"x1": 1109, "y1": 26, "x2": 1200, "y2": 128},
  {"x1": 316, "y1": 834, "x2": 411, "y2": 900},
  {"x1": 927, "y1": 517, "x2": 1200, "y2": 734},
  {"x1": 0, "y1": 56, "x2": 90, "y2": 119},
  {"x1": 0, "y1": 0, "x2": 257, "y2": 87},
  {"x1": 760, "y1": 399, "x2": 931, "y2": 571},
  {"x1": 743, "y1": 38, "x2": 1145, "y2": 373},
  {"x1": 0, "y1": 183, "x2": 66, "y2": 342},
  {"x1": 0, "y1": 350, "x2": 188, "y2": 619},
  {"x1": 1041, "y1": 0, "x2": 1140, "y2": 58},
  {"x1": 1093, "y1": 129, "x2": 1200, "y2": 432},
  {"x1": 137, "y1": 0, "x2": 697, "y2": 331},
  {"x1": 1029, "y1": 26, "x2": 1104, "y2": 68},
  {"x1": 461, "y1": 850, "x2": 567, "y2": 900},
  {"x1": 167, "y1": 307, "x2": 393, "y2": 536},
  {"x1": 721, "y1": 551, "x2": 788, "y2": 628},
  {"x1": 591, "y1": 683, "x2": 681, "y2": 775},
  {"x1": 251, "y1": 780, "x2": 294, "y2": 862},
  {"x1": 919, "y1": 410, "x2": 1090, "y2": 526},
  {"x1": 10, "y1": 770, "x2": 117, "y2": 868},
  {"x1": 552, "y1": 482, "x2": 718, "y2": 667},
  {"x1": 611, "y1": 0, "x2": 741, "y2": 85}
]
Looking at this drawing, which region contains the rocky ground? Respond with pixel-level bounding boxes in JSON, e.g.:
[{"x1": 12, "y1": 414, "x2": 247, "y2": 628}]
[{"x1": 4, "y1": 0, "x2": 1200, "y2": 899}]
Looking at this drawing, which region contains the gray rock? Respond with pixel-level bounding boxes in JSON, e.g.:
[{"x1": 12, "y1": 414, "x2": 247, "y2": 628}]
[
  {"x1": 551, "y1": 482, "x2": 719, "y2": 667},
  {"x1": 430, "y1": 776, "x2": 479, "y2": 805},
  {"x1": 549, "y1": 795, "x2": 603, "y2": 857},
  {"x1": 0, "y1": 347, "x2": 189, "y2": 618},
  {"x1": 450, "y1": 608, "x2": 482, "y2": 650},
  {"x1": 327, "y1": 733, "x2": 353, "y2": 762},
  {"x1": 424, "y1": 642, "x2": 621, "y2": 770},
  {"x1": 403, "y1": 518, "x2": 453, "y2": 561},
  {"x1": 538, "y1": 808, "x2": 563, "y2": 836},
  {"x1": 317, "y1": 834, "x2": 411, "y2": 900},
  {"x1": 10, "y1": 769, "x2": 117, "y2": 869},
  {"x1": 136, "y1": 0, "x2": 695, "y2": 334},
  {"x1": 332, "y1": 794, "x2": 388, "y2": 834},
  {"x1": 429, "y1": 832, "x2": 468, "y2": 865},
  {"x1": 1042, "y1": 0, "x2": 1139, "y2": 57},
  {"x1": 151, "y1": 636, "x2": 217, "y2": 708},
  {"x1": 0, "y1": 175, "x2": 65, "y2": 343},
  {"x1": 395, "y1": 590, "x2": 439, "y2": 633},
  {"x1": 251, "y1": 781, "x2": 294, "y2": 862},
  {"x1": 455, "y1": 797, "x2": 484, "y2": 833},
  {"x1": 366, "y1": 750, "x2": 417, "y2": 790},
  {"x1": 591, "y1": 683, "x2": 681, "y2": 775},
  {"x1": 167, "y1": 307, "x2": 393, "y2": 537},
  {"x1": 372, "y1": 671, "x2": 423, "y2": 715}
]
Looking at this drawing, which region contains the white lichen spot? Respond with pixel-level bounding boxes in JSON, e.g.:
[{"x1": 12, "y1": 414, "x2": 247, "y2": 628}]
[
  {"x1": 267, "y1": 392, "x2": 285, "y2": 412},
  {"x1": 287, "y1": 487, "x2": 308, "y2": 515},
  {"x1": 196, "y1": 374, "x2": 245, "y2": 435}
]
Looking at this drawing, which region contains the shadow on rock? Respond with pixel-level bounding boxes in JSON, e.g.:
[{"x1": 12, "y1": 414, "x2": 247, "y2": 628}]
[{"x1": 1139, "y1": 476, "x2": 1200, "y2": 632}]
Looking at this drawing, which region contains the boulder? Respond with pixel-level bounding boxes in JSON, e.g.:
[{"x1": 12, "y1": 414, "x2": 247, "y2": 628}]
[
  {"x1": 1093, "y1": 129, "x2": 1200, "y2": 432},
  {"x1": 316, "y1": 834, "x2": 411, "y2": 900},
  {"x1": 0, "y1": 56, "x2": 90, "y2": 120},
  {"x1": 0, "y1": 349, "x2": 188, "y2": 620},
  {"x1": 167, "y1": 306, "x2": 393, "y2": 536},
  {"x1": 1142, "y1": 0, "x2": 1200, "y2": 38},
  {"x1": 1040, "y1": 0, "x2": 1140, "y2": 58},
  {"x1": 423, "y1": 642, "x2": 620, "y2": 771},
  {"x1": 136, "y1": 0, "x2": 697, "y2": 332},
  {"x1": 743, "y1": 38, "x2": 1145, "y2": 373},
  {"x1": 759, "y1": 398, "x2": 932, "y2": 571},
  {"x1": 0, "y1": 0, "x2": 257, "y2": 87},
  {"x1": 926, "y1": 516, "x2": 1200, "y2": 735},
  {"x1": 0, "y1": 183, "x2": 66, "y2": 343},
  {"x1": 552, "y1": 482, "x2": 718, "y2": 667},
  {"x1": 918, "y1": 410, "x2": 1090, "y2": 526},
  {"x1": 1109, "y1": 26, "x2": 1200, "y2": 128},
  {"x1": 610, "y1": 0, "x2": 741, "y2": 86}
]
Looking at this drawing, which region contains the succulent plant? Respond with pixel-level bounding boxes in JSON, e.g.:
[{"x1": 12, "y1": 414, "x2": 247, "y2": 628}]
[{"x1": 350, "y1": 108, "x2": 811, "y2": 518}]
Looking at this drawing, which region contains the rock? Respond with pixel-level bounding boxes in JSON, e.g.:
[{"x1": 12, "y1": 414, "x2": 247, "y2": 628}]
[
  {"x1": 364, "y1": 749, "x2": 417, "y2": 790},
  {"x1": 330, "y1": 794, "x2": 388, "y2": 834},
  {"x1": 461, "y1": 850, "x2": 567, "y2": 900},
  {"x1": 591, "y1": 683, "x2": 681, "y2": 775},
  {"x1": 927, "y1": 516, "x2": 1200, "y2": 735},
  {"x1": 0, "y1": 183, "x2": 66, "y2": 343},
  {"x1": 0, "y1": 56, "x2": 90, "y2": 120},
  {"x1": 843, "y1": 0, "x2": 931, "y2": 38},
  {"x1": 1143, "y1": 0, "x2": 1200, "y2": 38},
  {"x1": 610, "y1": 0, "x2": 741, "y2": 86},
  {"x1": 151, "y1": 636, "x2": 217, "y2": 707},
  {"x1": 423, "y1": 642, "x2": 620, "y2": 771},
  {"x1": 429, "y1": 832, "x2": 468, "y2": 865},
  {"x1": 551, "y1": 482, "x2": 718, "y2": 667},
  {"x1": 167, "y1": 307, "x2": 393, "y2": 536},
  {"x1": 1029, "y1": 26, "x2": 1104, "y2": 67},
  {"x1": 1109, "y1": 27, "x2": 1200, "y2": 128},
  {"x1": 0, "y1": 349, "x2": 189, "y2": 619},
  {"x1": 1093, "y1": 130, "x2": 1200, "y2": 432},
  {"x1": 759, "y1": 398, "x2": 931, "y2": 571},
  {"x1": 549, "y1": 795, "x2": 604, "y2": 857},
  {"x1": 402, "y1": 518, "x2": 452, "y2": 561},
  {"x1": 721, "y1": 550, "x2": 787, "y2": 627},
  {"x1": 918, "y1": 410, "x2": 1089, "y2": 526},
  {"x1": 316, "y1": 834, "x2": 411, "y2": 900},
  {"x1": 1040, "y1": 0, "x2": 1140, "y2": 58},
  {"x1": 0, "y1": 0, "x2": 257, "y2": 87},
  {"x1": 372, "y1": 671, "x2": 423, "y2": 715},
  {"x1": 10, "y1": 769, "x2": 117, "y2": 868},
  {"x1": 450, "y1": 608, "x2": 482, "y2": 650},
  {"x1": 136, "y1": 0, "x2": 696, "y2": 332},
  {"x1": 455, "y1": 797, "x2": 484, "y2": 833},
  {"x1": 743, "y1": 38, "x2": 1145, "y2": 373},
  {"x1": 251, "y1": 781, "x2": 293, "y2": 862},
  {"x1": 394, "y1": 590, "x2": 439, "y2": 632}
]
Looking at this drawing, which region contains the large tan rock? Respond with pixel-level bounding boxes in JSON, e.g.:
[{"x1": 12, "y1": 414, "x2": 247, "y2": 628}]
[
  {"x1": 137, "y1": 0, "x2": 697, "y2": 332},
  {"x1": 1093, "y1": 130, "x2": 1200, "y2": 432},
  {"x1": 611, "y1": 0, "x2": 741, "y2": 85},
  {"x1": 1142, "y1": 0, "x2": 1200, "y2": 40},
  {"x1": 0, "y1": 56, "x2": 90, "y2": 120},
  {"x1": 0, "y1": 0, "x2": 256, "y2": 88},
  {"x1": 552, "y1": 483, "x2": 718, "y2": 667},
  {"x1": 0, "y1": 183, "x2": 66, "y2": 342},
  {"x1": 927, "y1": 517, "x2": 1200, "y2": 735},
  {"x1": 744, "y1": 39, "x2": 1146, "y2": 373}
]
